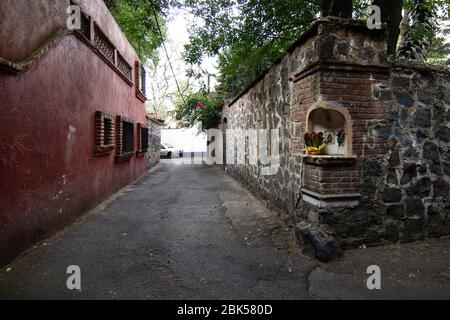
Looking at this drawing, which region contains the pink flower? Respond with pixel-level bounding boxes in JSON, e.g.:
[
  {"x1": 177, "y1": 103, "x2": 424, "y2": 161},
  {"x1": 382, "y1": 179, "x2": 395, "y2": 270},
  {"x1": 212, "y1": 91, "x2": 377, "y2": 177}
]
[{"x1": 196, "y1": 101, "x2": 205, "y2": 108}]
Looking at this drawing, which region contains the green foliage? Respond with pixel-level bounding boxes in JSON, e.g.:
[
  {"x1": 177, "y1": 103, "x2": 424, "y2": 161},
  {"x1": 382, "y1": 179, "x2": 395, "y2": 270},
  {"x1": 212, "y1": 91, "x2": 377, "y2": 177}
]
[
  {"x1": 304, "y1": 132, "x2": 325, "y2": 148},
  {"x1": 104, "y1": 0, "x2": 450, "y2": 98},
  {"x1": 428, "y1": 33, "x2": 450, "y2": 65},
  {"x1": 397, "y1": 0, "x2": 437, "y2": 60},
  {"x1": 182, "y1": 0, "x2": 450, "y2": 98},
  {"x1": 182, "y1": 0, "x2": 321, "y2": 99},
  {"x1": 336, "y1": 128, "x2": 345, "y2": 147},
  {"x1": 427, "y1": 1, "x2": 450, "y2": 65},
  {"x1": 215, "y1": 40, "x2": 282, "y2": 98},
  {"x1": 105, "y1": 0, "x2": 170, "y2": 63},
  {"x1": 397, "y1": 0, "x2": 450, "y2": 61},
  {"x1": 176, "y1": 92, "x2": 223, "y2": 130}
]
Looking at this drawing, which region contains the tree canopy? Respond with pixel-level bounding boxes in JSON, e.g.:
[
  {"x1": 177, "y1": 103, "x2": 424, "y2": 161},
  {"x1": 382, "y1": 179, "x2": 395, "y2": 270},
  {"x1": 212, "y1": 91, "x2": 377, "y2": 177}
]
[
  {"x1": 181, "y1": 0, "x2": 450, "y2": 99},
  {"x1": 397, "y1": 0, "x2": 450, "y2": 61},
  {"x1": 104, "y1": 0, "x2": 176, "y2": 63},
  {"x1": 182, "y1": 0, "x2": 322, "y2": 98},
  {"x1": 104, "y1": 0, "x2": 450, "y2": 100}
]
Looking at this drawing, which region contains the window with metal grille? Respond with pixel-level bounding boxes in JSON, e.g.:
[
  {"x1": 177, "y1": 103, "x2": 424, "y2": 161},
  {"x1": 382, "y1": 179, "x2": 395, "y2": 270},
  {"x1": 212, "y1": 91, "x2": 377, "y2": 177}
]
[
  {"x1": 104, "y1": 117, "x2": 113, "y2": 146},
  {"x1": 69, "y1": 0, "x2": 90, "y2": 40},
  {"x1": 70, "y1": 5, "x2": 133, "y2": 86},
  {"x1": 122, "y1": 120, "x2": 134, "y2": 154},
  {"x1": 94, "y1": 111, "x2": 115, "y2": 157},
  {"x1": 135, "y1": 61, "x2": 147, "y2": 102},
  {"x1": 140, "y1": 64, "x2": 146, "y2": 96},
  {"x1": 117, "y1": 53, "x2": 132, "y2": 82},
  {"x1": 141, "y1": 127, "x2": 149, "y2": 152},
  {"x1": 94, "y1": 23, "x2": 115, "y2": 63},
  {"x1": 136, "y1": 123, "x2": 148, "y2": 157},
  {"x1": 115, "y1": 116, "x2": 135, "y2": 163}
]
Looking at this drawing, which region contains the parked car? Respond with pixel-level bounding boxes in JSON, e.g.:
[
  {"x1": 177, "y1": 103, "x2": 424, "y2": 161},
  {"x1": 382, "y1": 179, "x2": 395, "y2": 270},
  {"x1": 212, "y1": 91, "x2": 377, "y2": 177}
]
[{"x1": 160, "y1": 143, "x2": 183, "y2": 158}]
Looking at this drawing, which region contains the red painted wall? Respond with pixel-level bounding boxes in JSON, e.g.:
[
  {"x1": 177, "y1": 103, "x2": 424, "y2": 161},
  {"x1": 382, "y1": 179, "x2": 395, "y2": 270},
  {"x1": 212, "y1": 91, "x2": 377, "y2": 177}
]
[{"x1": 0, "y1": 0, "x2": 147, "y2": 265}]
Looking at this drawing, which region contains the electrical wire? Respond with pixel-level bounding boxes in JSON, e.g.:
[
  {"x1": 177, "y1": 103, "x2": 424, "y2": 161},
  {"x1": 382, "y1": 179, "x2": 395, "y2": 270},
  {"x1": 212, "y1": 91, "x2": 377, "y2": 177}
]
[{"x1": 149, "y1": 0, "x2": 186, "y2": 105}]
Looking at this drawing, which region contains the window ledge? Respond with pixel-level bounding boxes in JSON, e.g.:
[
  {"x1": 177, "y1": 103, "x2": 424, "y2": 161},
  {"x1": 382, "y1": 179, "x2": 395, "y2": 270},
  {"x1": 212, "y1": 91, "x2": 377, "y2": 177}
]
[
  {"x1": 115, "y1": 152, "x2": 134, "y2": 163},
  {"x1": 302, "y1": 155, "x2": 357, "y2": 166},
  {"x1": 301, "y1": 188, "x2": 361, "y2": 208},
  {"x1": 136, "y1": 149, "x2": 148, "y2": 157},
  {"x1": 136, "y1": 90, "x2": 147, "y2": 103},
  {"x1": 94, "y1": 145, "x2": 115, "y2": 157}
]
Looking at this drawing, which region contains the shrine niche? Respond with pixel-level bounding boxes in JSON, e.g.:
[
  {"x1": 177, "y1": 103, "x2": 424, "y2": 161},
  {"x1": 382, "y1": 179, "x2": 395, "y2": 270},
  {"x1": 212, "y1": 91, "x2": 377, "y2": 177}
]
[
  {"x1": 305, "y1": 102, "x2": 352, "y2": 157},
  {"x1": 301, "y1": 101, "x2": 360, "y2": 208}
]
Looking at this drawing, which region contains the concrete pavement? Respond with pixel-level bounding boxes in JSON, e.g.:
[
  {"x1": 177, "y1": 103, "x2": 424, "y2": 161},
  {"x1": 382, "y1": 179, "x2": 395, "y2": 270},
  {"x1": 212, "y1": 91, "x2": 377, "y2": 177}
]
[{"x1": 0, "y1": 159, "x2": 449, "y2": 299}]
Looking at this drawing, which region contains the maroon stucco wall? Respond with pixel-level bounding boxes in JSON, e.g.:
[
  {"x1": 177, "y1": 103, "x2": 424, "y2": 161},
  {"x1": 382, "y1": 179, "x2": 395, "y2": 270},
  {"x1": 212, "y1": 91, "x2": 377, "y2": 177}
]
[{"x1": 0, "y1": 0, "x2": 147, "y2": 265}]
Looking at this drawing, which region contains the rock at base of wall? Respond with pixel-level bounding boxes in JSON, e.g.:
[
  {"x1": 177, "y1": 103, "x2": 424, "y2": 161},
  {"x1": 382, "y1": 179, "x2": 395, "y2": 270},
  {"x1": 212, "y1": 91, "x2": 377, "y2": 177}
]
[{"x1": 295, "y1": 222, "x2": 343, "y2": 262}]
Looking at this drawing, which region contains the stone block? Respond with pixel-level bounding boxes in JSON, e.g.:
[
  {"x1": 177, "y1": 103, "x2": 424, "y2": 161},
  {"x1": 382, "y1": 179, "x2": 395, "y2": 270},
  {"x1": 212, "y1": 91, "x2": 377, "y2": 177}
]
[
  {"x1": 406, "y1": 177, "x2": 431, "y2": 196},
  {"x1": 296, "y1": 222, "x2": 343, "y2": 262},
  {"x1": 386, "y1": 204, "x2": 405, "y2": 219},
  {"x1": 433, "y1": 180, "x2": 449, "y2": 198},
  {"x1": 423, "y1": 142, "x2": 439, "y2": 163},
  {"x1": 413, "y1": 108, "x2": 431, "y2": 127},
  {"x1": 404, "y1": 197, "x2": 425, "y2": 217},
  {"x1": 382, "y1": 188, "x2": 402, "y2": 203}
]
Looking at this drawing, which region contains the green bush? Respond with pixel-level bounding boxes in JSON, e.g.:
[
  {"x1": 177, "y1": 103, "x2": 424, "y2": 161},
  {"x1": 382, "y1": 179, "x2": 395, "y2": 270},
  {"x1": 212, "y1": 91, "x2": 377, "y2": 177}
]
[{"x1": 176, "y1": 92, "x2": 223, "y2": 130}]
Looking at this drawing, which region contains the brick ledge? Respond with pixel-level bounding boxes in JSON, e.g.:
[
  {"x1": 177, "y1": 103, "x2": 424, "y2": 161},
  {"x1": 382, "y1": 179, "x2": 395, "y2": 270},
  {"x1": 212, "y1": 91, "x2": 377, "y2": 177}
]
[
  {"x1": 301, "y1": 188, "x2": 361, "y2": 208},
  {"x1": 302, "y1": 155, "x2": 357, "y2": 166}
]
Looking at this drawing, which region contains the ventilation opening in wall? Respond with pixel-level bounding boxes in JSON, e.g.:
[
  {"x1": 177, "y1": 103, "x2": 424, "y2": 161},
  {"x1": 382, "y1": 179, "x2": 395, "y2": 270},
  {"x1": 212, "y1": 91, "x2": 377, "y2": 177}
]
[
  {"x1": 94, "y1": 111, "x2": 115, "y2": 157},
  {"x1": 115, "y1": 116, "x2": 135, "y2": 163},
  {"x1": 307, "y1": 107, "x2": 350, "y2": 157},
  {"x1": 104, "y1": 118, "x2": 113, "y2": 146},
  {"x1": 136, "y1": 124, "x2": 149, "y2": 157},
  {"x1": 141, "y1": 127, "x2": 149, "y2": 151},
  {"x1": 122, "y1": 120, "x2": 134, "y2": 154}
]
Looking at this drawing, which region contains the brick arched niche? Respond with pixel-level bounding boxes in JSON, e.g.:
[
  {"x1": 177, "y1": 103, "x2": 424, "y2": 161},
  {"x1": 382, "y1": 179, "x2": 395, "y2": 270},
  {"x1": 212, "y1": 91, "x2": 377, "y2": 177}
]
[
  {"x1": 305, "y1": 102, "x2": 352, "y2": 157},
  {"x1": 302, "y1": 102, "x2": 359, "y2": 208}
]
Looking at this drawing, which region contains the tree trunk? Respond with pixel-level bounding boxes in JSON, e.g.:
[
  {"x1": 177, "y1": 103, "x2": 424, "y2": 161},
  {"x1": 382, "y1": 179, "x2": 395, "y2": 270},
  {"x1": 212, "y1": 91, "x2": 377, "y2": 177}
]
[
  {"x1": 322, "y1": 0, "x2": 353, "y2": 18},
  {"x1": 103, "y1": 0, "x2": 115, "y2": 10},
  {"x1": 398, "y1": 8, "x2": 410, "y2": 46},
  {"x1": 372, "y1": 0, "x2": 404, "y2": 56}
]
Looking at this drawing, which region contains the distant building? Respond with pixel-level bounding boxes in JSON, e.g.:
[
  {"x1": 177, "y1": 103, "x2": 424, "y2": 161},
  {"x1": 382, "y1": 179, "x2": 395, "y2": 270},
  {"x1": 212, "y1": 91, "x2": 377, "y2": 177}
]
[{"x1": 162, "y1": 122, "x2": 207, "y2": 154}]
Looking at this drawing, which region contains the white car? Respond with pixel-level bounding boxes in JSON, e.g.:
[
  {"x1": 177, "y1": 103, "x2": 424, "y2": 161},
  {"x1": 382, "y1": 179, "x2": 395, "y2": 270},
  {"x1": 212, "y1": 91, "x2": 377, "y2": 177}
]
[{"x1": 160, "y1": 143, "x2": 183, "y2": 158}]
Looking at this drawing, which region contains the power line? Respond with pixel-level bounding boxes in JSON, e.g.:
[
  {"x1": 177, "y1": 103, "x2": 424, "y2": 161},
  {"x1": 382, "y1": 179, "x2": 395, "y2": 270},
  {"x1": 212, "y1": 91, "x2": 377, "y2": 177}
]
[{"x1": 149, "y1": 0, "x2": 186, "y2": 105}]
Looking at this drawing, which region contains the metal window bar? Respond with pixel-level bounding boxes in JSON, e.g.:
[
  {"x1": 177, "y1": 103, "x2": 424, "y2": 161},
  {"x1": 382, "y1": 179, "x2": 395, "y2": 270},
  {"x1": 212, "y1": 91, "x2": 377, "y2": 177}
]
[
  {"x1": 141, "y1": 127, "x2": 149, "y2": 151},
  {"x1": 141, "y1": 64, "x2": 146, "y2": 96},
  {"x1": 122, "y1": 120, "x2": 134, "y2": 154},
  {"x1": 104, "y1": 117, "x2": 113, "y2": 146},
  {"x1": 117, "y1": 53, "x2": 132, "y2": 81},
  {"x1": 94, "y1": 24, "x2": 115, "y2": 63}
]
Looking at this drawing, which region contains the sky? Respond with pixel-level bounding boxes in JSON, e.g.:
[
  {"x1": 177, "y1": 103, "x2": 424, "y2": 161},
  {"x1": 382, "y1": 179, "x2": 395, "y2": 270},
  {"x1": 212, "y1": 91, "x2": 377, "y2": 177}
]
[
  {"x1": 147, "y1": 9, "x2": 218, "y2": 113},
  {"x1": 167, "y1": 10, "x2": 219, "y2": 89}
]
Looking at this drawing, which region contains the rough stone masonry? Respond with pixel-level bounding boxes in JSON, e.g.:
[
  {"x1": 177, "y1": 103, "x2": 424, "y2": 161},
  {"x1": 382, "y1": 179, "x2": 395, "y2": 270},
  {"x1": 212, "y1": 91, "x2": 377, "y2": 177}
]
[{"x1": 220, "y1": 18, "x2": 450, "y2": 261}]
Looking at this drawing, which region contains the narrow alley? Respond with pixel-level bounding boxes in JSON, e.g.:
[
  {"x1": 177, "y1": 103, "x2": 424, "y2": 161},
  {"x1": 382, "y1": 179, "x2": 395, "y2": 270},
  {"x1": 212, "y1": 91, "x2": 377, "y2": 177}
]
[
  {"x1": 1, "y1": 160, "x2": 450, "y2": 300},
  {"x1": 0, "y1": 160, "x2": 316, "y2": 299},
  {"x1": 2, "y1": 0, "x2": 450, "y2": 304}
]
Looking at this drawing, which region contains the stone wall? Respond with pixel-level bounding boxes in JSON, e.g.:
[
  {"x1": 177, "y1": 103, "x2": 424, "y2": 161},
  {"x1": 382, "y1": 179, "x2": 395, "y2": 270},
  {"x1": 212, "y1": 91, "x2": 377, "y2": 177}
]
[
  {"x1": 221, "y1": 19, "x2": 450, "y2": 254},
  {"x1": 367, "y1": 64, "x2": 450, "y2": 243},
  {"x1": 147, "y1": 118, "x2": 162, "y2": 169}
]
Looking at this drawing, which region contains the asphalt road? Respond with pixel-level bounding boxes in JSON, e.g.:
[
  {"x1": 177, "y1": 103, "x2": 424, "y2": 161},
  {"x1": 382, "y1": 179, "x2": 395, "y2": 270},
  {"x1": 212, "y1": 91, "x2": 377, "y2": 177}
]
[
  {"x1": 1, "y1": 159, "x2": 449, "y2": 300},
  {"x1": 0, "y1": 160, "x2": 316, "y2": 299}
]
